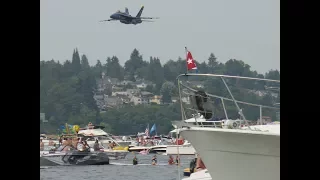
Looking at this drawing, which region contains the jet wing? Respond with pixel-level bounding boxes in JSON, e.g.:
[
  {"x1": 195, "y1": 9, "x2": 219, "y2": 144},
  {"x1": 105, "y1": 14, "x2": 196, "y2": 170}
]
[
  {"x1": 141, "y1": 20, "x2": 155, "y2": 22},
  {"x1": 139, "y1": 17, "x2": 159, "y2": 20}
]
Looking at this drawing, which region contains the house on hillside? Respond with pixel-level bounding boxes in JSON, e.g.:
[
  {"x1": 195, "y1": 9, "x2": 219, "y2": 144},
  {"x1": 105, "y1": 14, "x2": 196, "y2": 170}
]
[
  {"x1": 131, "y1": 96, "x2": 142, "y2": 105},
  {"x1": 112, "y1": 91, "x2": 130, "y2": 97},
  {"x1": 133, "y1": 80, "x2": 154, "y2": 89},
  {"x1": 104, "y1": 96, "x2": 123, "y2": 108},
  {"x1": 140, "y1": 91, "x2": 154, "y2": 104},
  {"x1": 112, "y1": 86, "x2": 123, "y2": 92},
  {"x1": 171, "y1": 97, "x2": 179, "y2": 103},
  {"x1": 130, "y1": 91, "x2": 153, "y2": 105},
  {"x1": 141, "y1": 91, "x2": 154, "y2": 97},
  {"x1": 117, "y1": 80, "x2": 134, "y2": 86},
  {"x1": 116, "y1": 94, "x2": 131, "y2": 104},
  {"x1": 150, "y1": 95, "x2": 162, "y2": 104},
  {"x1": 126, "y1": 89, "x2": 141, "y2": 96}
]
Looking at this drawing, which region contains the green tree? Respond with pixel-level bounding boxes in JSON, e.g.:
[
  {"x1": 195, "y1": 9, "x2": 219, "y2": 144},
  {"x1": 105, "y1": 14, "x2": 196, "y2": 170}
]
[
  {"x1": 207, "y1": 53, "x2": 218, "y2": 73},
  {"x1": 124, "y1": 49, "x2": 147, "y2": 81},
  {"x1": 106, "y1": 56, "x2": 124, "y2": 80},
  {"x1": 81, "y1": 54, "x2": 90, "y2": 70},
  {"x1": 160, "y1": 82, "x2": 177, "y2": 103},
  {"x1": 72, "y1": 48, "x2": 81, "y2": 74}
]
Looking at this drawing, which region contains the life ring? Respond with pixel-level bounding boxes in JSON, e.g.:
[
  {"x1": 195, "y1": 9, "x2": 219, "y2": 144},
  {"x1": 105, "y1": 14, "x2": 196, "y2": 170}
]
[{"x1": 232, "y1": 122, "x2": 238, "y2": 128}]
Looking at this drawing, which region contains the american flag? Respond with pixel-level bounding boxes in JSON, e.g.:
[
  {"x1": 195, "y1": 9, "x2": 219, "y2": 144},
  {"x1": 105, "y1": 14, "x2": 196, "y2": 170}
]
[{"x1": 145, "y1": 125, "x2": 149, "y2": 137}]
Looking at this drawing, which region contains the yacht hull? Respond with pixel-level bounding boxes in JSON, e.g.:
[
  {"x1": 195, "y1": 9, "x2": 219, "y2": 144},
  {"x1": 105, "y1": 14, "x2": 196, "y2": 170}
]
[{"x1": 180, "y1": 127, "x2": 280, "y2": 180}]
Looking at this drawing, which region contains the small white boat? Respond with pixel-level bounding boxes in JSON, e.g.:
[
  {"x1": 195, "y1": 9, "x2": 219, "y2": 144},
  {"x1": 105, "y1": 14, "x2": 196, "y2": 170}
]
[{"x1": 166, "y1": 144, "x2": 196, "y2": 155}]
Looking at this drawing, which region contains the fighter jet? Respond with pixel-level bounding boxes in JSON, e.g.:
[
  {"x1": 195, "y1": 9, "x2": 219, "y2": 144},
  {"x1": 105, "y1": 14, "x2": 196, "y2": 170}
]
[{"x1": 100, "y1": 6, "x2": 158, "y2": 25}]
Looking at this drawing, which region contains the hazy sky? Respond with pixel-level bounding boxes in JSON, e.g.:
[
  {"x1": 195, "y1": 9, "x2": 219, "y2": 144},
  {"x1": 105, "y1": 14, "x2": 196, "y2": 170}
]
[{"x1": 40, "y1": 0, "x2": 279, "y2": 73}]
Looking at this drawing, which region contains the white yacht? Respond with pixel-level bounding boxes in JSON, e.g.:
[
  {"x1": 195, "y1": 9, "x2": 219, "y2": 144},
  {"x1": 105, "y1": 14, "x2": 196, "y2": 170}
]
[{"x1": 176, "y1": 73, "x2": 280, "y2": 180}]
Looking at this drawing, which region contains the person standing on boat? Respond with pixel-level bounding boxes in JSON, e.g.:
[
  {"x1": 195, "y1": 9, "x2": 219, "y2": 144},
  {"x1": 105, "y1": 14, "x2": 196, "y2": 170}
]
[
  {"x1": 71, "y1": 137, "x2": 78, "y2": 149},
  {"x1": 88, "y1": 122, "x2": 94, "y2": 129},
  {"x1": 40, "y1": 139, "x2": 44, "y2": 151},
  {"x1": 133, "y1": 155, "x2": 138, "y2": 165},
  {"x1": 93, "y1": 139, "x2": 101, "y2": 151},
  {"x1": 83, "y1": 140, "x2": 90, "y2": 151},
  {"x1": 48, "y1": 138, "x2": 54, "y2": 146},
  {"x1": 59, "y1": 136, "x2": 63, "y2": 146}
]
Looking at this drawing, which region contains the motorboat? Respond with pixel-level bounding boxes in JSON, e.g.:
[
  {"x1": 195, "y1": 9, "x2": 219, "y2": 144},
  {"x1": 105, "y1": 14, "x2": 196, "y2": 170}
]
[
  {"x1": 77, "y1": 126, "x2": 129, "y2": 160},
  {"x1": 40, "y1": 146, "x2": 110, "y2": 166},
  {"x1": 175, "y1": 73, "x2": 280, "y2": 180},
  {"x1": 166, "y1": 143, "x2": 196, "y2": 155},
  {"x1": 166, "y1": 129, "x2": 196, "y2": 155},
  {"x1": 110, "y1": 135, "x2": 135, "y2": 147}
]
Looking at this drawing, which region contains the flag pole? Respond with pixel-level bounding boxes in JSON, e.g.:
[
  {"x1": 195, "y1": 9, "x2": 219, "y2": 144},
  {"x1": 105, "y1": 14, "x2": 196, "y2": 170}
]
[{"x1": 185, "y1": 47, "x2": 188, "y2": 74}]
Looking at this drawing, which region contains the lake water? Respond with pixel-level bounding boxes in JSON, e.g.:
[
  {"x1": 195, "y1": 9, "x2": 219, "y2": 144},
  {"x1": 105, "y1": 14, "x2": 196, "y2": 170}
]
[{"x1": 40, "y1": 153, "x2": 194, "y2": 180}]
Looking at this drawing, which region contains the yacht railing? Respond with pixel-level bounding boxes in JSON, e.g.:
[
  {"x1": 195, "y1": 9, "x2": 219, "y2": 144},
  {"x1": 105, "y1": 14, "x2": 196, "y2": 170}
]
[{"x1": 176, "y1": 73, "x2": 280, "y2": 130}]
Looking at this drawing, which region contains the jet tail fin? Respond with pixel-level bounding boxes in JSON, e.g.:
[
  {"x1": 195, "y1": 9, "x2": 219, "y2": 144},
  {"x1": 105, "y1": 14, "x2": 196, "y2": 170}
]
[
  {"x1": 125, "y1": 7, "x2": 129, "y2": 14},
  {"x1": 136, "y1": 6, "x2": 144, "y2": 17}
]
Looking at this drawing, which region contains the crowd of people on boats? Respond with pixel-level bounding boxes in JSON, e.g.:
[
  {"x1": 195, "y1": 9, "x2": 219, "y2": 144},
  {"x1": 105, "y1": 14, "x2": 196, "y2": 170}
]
[
  {"x1": 135, "y1": 135, "x2": 184, "y2": 147},
  {"x1": 131, "y1": 154, "x2": 186, "y2": 166}
]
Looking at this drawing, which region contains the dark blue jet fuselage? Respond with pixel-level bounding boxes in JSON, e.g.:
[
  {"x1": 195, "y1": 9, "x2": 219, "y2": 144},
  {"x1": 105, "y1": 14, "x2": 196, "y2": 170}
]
[{"x1": 110, "y1": 12, "x2": 142, "y2": 25}]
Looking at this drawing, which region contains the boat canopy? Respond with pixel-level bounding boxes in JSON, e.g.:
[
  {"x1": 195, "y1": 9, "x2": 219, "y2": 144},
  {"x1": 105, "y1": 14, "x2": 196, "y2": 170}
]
[{"x1": 78, "y1": 129, "x2": 108, "y2": 136}]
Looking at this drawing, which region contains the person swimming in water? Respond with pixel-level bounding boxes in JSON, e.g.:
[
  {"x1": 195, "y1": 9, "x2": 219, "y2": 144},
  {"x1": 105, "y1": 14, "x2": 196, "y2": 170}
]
[
  {"x1": 151, "y1": 155, "x2": 157, "y2": 165},
  {"x1": 133, "y1": 155, "x2": 138, "y2": 165},
  {"x1": 175, "y1": 155, "x2": 180, "y2": 165},
  {"x1": 168, "y1": 155, "x2": 174, "y2": 165}
]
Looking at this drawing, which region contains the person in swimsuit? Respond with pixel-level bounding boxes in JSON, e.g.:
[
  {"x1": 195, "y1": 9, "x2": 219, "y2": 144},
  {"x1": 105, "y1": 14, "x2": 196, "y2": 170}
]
[
  {"x1": 168, "y1": 155, "x2": 174, "y2": 165},
  {"x1": 175, "y1": 155, "x2": 180, "y2": 165},
  {"x1": 133, "y1": 155, "x2": 138, "y2": 165},
  {"x1": 40, "y1": 139, "x2": 44, "y2": 151},
  {"x1": 152, "y1": 155, "x2": 157, "y2": 165},
  {"x1": 93, "y1": 139, "x2": 101, "y2": 151}
]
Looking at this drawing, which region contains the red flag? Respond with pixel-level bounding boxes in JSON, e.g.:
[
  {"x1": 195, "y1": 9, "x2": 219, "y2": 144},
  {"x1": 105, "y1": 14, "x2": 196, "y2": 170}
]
[{"x1": 186, "y1": 50, "x2": 197, "y2": 70}]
